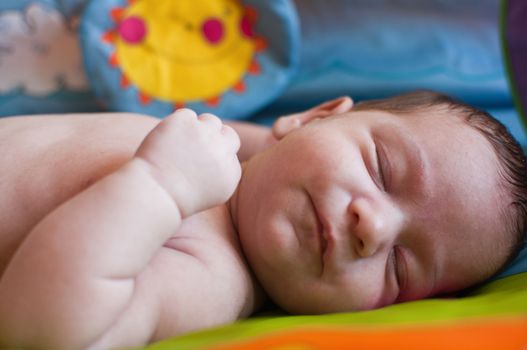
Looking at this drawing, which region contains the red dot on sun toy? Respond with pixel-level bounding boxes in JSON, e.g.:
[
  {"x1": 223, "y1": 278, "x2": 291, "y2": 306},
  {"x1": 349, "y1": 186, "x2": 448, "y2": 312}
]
[
  {"x1": 202, "y1": 17, "x2": 224, "y2": 44},
  {"x1": 118, "y1": 16, "x2": 147, "y2": 44}
]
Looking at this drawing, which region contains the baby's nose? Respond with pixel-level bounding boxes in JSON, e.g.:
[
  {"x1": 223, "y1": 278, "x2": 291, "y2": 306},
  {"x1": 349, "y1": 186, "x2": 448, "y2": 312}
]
[
  {"x1": 118, "y1": 16, "x2": 147, "y2": 44},
  {"x1": 202, "y1": 17, "x2": 224, "y2": 44},
  {"x1": 348, "y1": 198, "x2": 391, "y2": 258}
]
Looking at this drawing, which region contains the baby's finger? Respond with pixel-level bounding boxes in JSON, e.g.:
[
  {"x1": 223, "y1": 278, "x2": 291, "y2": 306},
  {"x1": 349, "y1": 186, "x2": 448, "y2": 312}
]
[
  {"x1": 171, "y1": 108, "x2": 198, "y2": 121},
  {"x1": 221, "y1": 124, "x2": 241, "y2": 154},
  {"x1": 231, "y1": 155, "x2": 242, "y2": 183},
  {"x1": 198, "y1": 113, "x2": 223, "y2": 130}
]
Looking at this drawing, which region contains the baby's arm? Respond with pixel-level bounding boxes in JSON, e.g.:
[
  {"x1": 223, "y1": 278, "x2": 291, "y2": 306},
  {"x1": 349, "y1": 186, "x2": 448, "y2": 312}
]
[{"x1": 0, "y1": 110, "x2": 240, "y2": 349}]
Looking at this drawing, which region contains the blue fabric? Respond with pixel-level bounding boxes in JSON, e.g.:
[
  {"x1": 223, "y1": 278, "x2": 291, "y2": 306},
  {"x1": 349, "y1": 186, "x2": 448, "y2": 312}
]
[
  {"x1": 80, "y1": 0, "x2": 300, "y2": 120},
  {"x1": 252, "y1": 0, "x2": 526, "y2": 142},
  {"x1": 496, "y1": 244, "x2": 527, "y2": 280},
  {"x1": 56, "y1": 0, "x2": 88, "y2": 17},
  {"x1": 487, "y1": 108, "x2": 527, "y2": 148},
  {"x1": 290, "y1": 0, "x2": 510, "y2": 106},
  {"x1": 0, "y1": 0, "x2": 98, "y2": 117}
]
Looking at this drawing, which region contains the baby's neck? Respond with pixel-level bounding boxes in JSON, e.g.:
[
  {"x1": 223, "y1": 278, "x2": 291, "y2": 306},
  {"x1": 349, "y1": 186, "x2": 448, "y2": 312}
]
[
  {"x1": 227, "y1": 162, "x2": 249, "y2": 241},
  {"x1": 226, "y1": 165, "x2": 268, "y2": 312}
]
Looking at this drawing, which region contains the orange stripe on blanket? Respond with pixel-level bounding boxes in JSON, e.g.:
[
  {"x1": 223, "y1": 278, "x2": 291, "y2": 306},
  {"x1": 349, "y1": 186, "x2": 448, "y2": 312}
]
[{"x1": 211, "y1": 317, "x2": 527, "y2": 350}]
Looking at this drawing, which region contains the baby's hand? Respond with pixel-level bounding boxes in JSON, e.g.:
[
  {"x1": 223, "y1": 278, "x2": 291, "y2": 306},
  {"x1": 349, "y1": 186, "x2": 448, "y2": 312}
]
[{"x1": 135, "y1": 109, "x2": 241, "y2": 217}]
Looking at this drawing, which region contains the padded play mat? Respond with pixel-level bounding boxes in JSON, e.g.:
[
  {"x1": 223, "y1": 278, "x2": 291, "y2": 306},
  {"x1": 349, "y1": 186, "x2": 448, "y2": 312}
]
[{"x1": 144, "y1": 272, "x2": 527, "y2": 349}]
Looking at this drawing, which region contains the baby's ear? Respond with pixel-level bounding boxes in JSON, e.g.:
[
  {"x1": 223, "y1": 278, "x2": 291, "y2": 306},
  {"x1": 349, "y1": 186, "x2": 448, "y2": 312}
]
[{"x1": 272, "y1": 96, "x2": 353, "y2": 140}]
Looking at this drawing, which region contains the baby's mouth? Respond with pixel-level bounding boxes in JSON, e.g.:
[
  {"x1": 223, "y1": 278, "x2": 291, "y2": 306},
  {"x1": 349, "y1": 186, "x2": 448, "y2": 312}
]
[
  {"x1": 317, "y1": 215, "x2": 327, "y2": 259},
  {"x1": 308, "y1": 194, "x2": 329, "y2": 267}
]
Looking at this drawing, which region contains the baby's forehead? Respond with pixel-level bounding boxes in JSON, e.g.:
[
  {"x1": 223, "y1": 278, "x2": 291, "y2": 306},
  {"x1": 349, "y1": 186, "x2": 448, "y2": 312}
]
[
  {"x1": 370, "y1": 109, "x2": 494, "y2": 154},
  {"x1": 347, "y1": 105, "x2": 460, "y2": 123}
]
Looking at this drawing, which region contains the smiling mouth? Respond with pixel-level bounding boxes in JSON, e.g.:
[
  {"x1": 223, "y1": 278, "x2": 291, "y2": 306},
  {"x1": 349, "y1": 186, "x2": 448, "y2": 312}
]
[{"x1": 318, "y1": 218, "x2": 328, "y2": 259}]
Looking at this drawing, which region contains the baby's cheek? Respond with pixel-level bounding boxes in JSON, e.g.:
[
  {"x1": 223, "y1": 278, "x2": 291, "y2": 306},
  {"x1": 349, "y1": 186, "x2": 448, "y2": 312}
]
[
  {"x1": 342, "y1": 269, "x2": 394, "y2": 311},
  {"x1": 353, "y1": 288, "x2": 387, "y2": 311}
]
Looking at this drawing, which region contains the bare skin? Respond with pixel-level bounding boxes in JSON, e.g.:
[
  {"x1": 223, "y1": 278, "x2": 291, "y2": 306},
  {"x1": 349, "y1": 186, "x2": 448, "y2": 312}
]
[{"x1": 0, "y1": 112, "x2": 268, "y2": 349}]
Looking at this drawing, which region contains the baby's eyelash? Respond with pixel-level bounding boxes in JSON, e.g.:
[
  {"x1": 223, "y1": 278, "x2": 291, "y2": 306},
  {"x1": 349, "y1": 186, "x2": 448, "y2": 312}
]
[
  {"x1": 374, "y1": 143, "x2": 386, "y2": 190},
  {"x1": 391, "y1": 248, "x2": 400, "y2": 288}
]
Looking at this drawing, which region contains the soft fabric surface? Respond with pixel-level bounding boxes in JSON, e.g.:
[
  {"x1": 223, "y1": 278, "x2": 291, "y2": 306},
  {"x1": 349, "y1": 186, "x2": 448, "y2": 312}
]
[
  {"x1": 142, "y1": 272, "x2": 527, "y2": 349},
  {"x1": 252, "y1": 0, "x2": 526, "y2": 145},
  {"x1": 264, "y1": 0, "x2": 510, "y2": 105},
  {"x1": 496, "y1": 244, "x2": 527, "y2": 280}
]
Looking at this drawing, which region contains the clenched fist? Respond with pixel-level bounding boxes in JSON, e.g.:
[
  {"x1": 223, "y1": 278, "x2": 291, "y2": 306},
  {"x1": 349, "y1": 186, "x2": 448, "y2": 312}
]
[{"x1": 135, "y1": 109, "x2": 241, "y2": 217}]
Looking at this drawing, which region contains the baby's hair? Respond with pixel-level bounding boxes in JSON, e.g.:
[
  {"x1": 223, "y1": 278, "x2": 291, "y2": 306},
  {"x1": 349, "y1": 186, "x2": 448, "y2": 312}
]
[{"x1": 352, "y1": 90, "x2": 527, "y2": 277}]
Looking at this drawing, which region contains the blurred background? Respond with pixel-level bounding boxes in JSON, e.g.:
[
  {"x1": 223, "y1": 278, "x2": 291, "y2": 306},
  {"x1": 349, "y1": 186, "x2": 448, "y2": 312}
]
[
  {"x1": 0, "y1": 0, "x2": 525, "y2": 145},
  {"x1": 250, "y1": 0, "x2": 526, "y2": 145}
]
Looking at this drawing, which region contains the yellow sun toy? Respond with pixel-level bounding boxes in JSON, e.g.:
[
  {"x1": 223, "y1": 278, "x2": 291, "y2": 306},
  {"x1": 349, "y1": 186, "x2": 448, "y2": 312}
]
[{"x1": 81, "y1": 0, "x2": 299, "y2": 119}]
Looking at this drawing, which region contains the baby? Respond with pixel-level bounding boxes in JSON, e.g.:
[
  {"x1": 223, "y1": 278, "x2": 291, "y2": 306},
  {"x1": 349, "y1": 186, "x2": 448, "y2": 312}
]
[{"x1": 0, "y1": 91, "x2": 526, "y2": 349}]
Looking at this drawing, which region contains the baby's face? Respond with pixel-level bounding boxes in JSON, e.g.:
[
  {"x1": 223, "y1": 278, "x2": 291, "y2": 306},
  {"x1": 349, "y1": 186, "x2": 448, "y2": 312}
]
[{"x1": 235, "y1": 109, "x2": 509, "y2": 313}]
